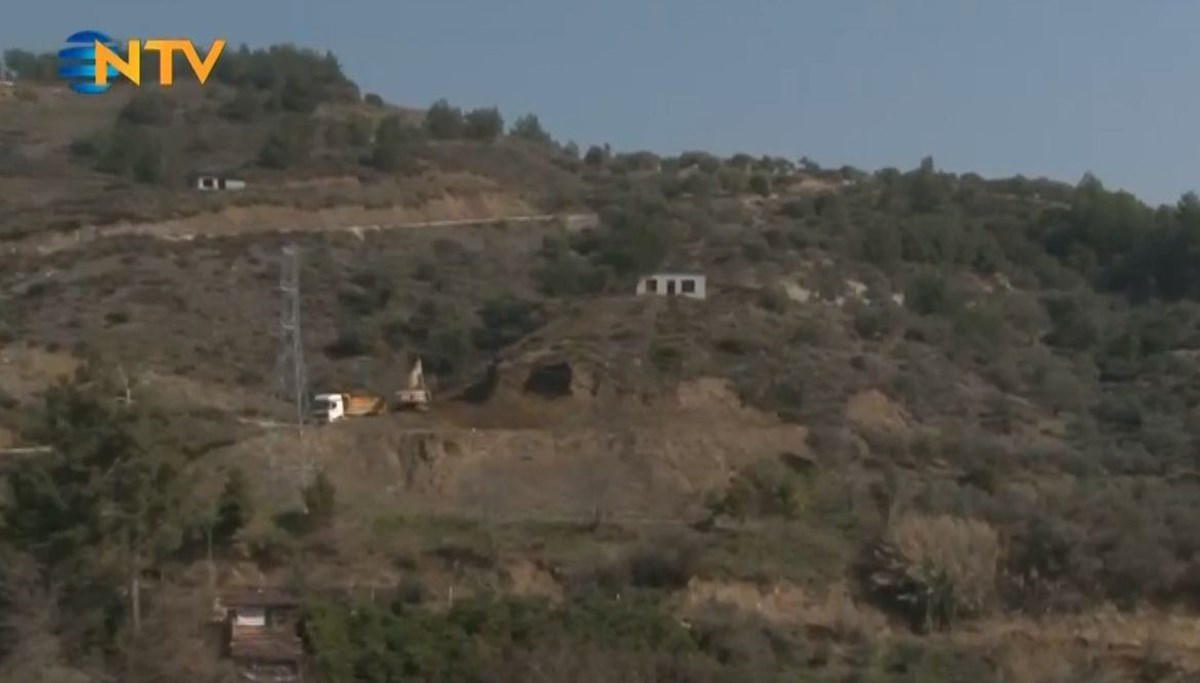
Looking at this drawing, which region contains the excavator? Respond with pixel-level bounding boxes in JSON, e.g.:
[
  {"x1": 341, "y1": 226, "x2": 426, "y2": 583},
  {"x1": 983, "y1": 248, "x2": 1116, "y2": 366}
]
[
  {"x1": 310, "y1": 358, "x2": 431, "y2": 424},
  {"x1": 394, "y1": 357, "x2": 432, "y2": 412}
]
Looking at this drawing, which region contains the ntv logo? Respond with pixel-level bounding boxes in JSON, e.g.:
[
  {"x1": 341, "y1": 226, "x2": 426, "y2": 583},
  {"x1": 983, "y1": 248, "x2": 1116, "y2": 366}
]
[{"x1": 58, "y1": 30, "x2": 226, "y2": 95}]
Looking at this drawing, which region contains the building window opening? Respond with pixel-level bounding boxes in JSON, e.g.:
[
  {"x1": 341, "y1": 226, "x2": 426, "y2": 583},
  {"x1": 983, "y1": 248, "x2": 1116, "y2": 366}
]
[
  {"x1": 681, "y1": 279, "x2": 696, "y2": 294},
  {"x1": 645, "y1": 278, "x2": 658, "y2": 293},
  {"x1": 667, "y1": 279, "x2": 677, "y2": 295}
]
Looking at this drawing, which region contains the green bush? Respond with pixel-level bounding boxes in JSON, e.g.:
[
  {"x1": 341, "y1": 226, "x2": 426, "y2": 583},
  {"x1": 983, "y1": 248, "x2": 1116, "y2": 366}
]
[
  {"x1": 337, "y1": 269, "x2": 393, "y2": 315},
  {"x1": 324, "y1": 323, "x2": 374, "y2": 358},
  {"x1": 583, "y1": 145, "x2": 609, "y2": 167},
  {"x1": 301, "y1": 593, "x2": 698, "y2": 683},
  {"x1": 423, "y1": 98, "x2": 464, "y2": 139},
  {"x1": 2, "y1": 48, "x2": 57, "y2": 81},
  {"x1": 94, "y1": 124, "x2": 166, "y2": 183},
  {"x1": 510, "y1": 113, "x2": 553, "y2": 145},
  {"x1": 213, "y1": 467, "x2": 253, "y2": 546},
  {"x1": 904, "y1": 271, "x2": 960, "y2": 316},
  {"x1": 705, "y1": 457, "x2": 808, "y2": 523},
  {"x1": 368, "y1": 115, "x2": 422, "y2": 172},
  {"x1": 219, "y1": 87, "x2": 261, "y2": 121},
  {"x1": 464, "y1": 107, "x2": 504, "y2": 142},
  {"x1": 212, "y1": 44, "x2": 359, "y2": 111},
  {"x1": 626, "y1": 536, "x2": 701, "y2": 590},
  {"x1": 302, "y1": 471, "x2": 337, "y2": 529},
  {"x1": 749, "y1": 173, "x2": 771, "y2": 197},
  {"x1": 259, "y1": 116, "x2": 315, "y2": 169},
  {"x1": 533, "y1": 240, "x2": 607, "y2": 296},
  {"x1": 471, "y1": 297, "x2": 544, "y2": 351}
]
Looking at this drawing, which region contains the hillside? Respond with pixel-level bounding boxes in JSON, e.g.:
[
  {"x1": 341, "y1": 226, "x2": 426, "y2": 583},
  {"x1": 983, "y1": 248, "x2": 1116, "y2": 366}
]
[{"x1": 3, "y1": 45, "x2": 1200, "y2": 683}]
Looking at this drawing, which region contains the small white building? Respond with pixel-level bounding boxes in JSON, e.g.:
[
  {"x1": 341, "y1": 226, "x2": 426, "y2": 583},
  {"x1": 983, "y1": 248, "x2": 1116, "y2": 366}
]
[
  {"x1": 636, "y1": 272, "x2": 707, "y2": 300},
  {"x1": 195, "y1": 175, "x2": 247, "y2": 191}
]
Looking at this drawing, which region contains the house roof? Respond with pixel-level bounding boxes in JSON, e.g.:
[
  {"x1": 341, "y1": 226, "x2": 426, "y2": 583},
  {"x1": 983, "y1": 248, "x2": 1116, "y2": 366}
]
[
  {"x1": 219, "y1": 588, "x2": 301, "y2": 608},
  {"x1": 640, "y1": 272, "x2": 706, "y2": 278}
]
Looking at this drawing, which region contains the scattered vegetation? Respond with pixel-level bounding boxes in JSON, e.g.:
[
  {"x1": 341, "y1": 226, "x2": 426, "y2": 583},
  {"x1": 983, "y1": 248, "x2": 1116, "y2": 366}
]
[{"x1": 5, "y1": 38, "x2": 1200, "y2": 683}]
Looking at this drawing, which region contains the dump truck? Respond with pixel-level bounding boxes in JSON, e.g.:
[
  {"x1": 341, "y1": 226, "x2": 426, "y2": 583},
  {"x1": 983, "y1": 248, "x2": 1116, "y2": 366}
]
[
  {"x1": 394, "y1": 358, "x2": 432, "y2": 411},
  {"x1": 311, "y1": 359, "x2": 432, "y2": 423},
  {"x1": 310, "y1": 392, "x2": 387, "y2": 424}
]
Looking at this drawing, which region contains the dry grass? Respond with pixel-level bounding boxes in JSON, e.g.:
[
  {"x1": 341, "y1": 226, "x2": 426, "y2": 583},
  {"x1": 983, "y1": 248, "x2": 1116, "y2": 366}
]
[
  {"x1": 680, "y1": 578, "x2": 889, "y2": 641},
  {"x1": 888, "y1": 514, "x2": 1000, "y2": 609},
  {"x1": 872, "y1": 513, "x2": 1001, "y2": 622}
]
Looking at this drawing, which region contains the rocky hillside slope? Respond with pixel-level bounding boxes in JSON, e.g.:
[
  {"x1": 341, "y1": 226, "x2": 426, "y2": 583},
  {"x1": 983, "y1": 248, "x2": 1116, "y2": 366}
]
[{"x1": 3, "y1": 44, "x2": 1200, "y2": 683}]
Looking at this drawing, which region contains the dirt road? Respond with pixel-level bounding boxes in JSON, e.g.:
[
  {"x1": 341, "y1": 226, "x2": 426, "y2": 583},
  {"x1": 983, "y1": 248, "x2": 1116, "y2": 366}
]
[{"x1": 5, "y1": 211, "x2": 599, "y2": 256}]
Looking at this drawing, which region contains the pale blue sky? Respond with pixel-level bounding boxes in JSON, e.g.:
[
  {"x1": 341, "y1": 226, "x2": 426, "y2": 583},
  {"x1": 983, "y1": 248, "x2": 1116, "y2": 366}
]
[{"x1": 4, "y1": 2, "x2": 1198, "y2": 205}]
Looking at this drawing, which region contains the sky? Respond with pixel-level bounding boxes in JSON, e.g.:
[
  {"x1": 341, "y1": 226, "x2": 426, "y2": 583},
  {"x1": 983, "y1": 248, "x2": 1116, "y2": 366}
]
[{"x1": 4, "y1": 1, "x2": 1198, "y2": 206}]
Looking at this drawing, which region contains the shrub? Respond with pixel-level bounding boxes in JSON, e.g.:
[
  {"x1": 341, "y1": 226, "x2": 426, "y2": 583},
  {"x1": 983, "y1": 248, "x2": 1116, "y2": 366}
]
[
  {"x1": 860, "y1": 221, "x2": 903, "y2": 270},
  {"x1": 302, "y1": 471, "x2": 337, "y2": 529},
  {"x1": 219, "y1": 87, "x2": 261, "y2": 121},
  {"x1": 860, "y1": 513, "x2": 1000, "y2": 631},
  {"x1": 464, "y1": 107, "x2": 504, "y2": 142},
  {"x1": 213, "y1": 467, "x2": 253, "y2": 546},
  {"x1": 118, "y1": 91, "x2": 173, "y2": 125},
  {"x1": 583, "y1": 199, "x2": 673, "y2": 276},
  {"x1": 510, "y1": 113, "x2": 553, "y2": 145},
  {"x1": 423, "y1": 98, "x2": 464, "y2": 139},
  {"x1": 324, "y1": 324, "x2": 373, "y2": 358},
  {"x1": 2, "y1": 48, "x2": 57, "y2": 81},
  {"x1": 243, "y1": 520, "x2": 298, "y2": 568},
  {"x1": 368, "y1": 116, "x2": 423, "y2": 172},
  {"x1": 212, "y1": 44, "x2": 359, "y2": 109},
  {"x1": 338, "y1": 269, "x2": 393, "y2": 315},
  {"x1": 1041, "y1": 293, "x2": 1099, "y2": 351},
  {"x1": 705, "y1": 457, "x2": 807, "y2": 522},
  {"x1": 259, "y1": 116, "x2": 314, "y2": 169},
  {"x1": 94, "y1": 125, "x2": 165, "y2": 183},
  {"x1": 69, "y1": 135, "x2": 100, "y2": 158},
  {"x1": 853, "y1": 304, "x2": 901, "y2": 341},
  {"x1": 717, "y1": 168, "x2": 749, "y2": 194},
  {"x1": 756, "y1": 285, "x2": 789, "y2": 313},
  {"x1": 780, "y1": 199, "x2": 809, "y2": 219},
  {"x1": 626, "y1": 536, "x2": 700, "y2": 590},
  {"x1": 904, "y1": 271, "x2": 959, "y2": 316},
  {"x1": 749, "y1": 173, "x2": 771, "y2": 197},
  {"x1": 471, "y1": 297, "x2": 544, "y2": 351},
  {"x1": 533, "y1": 248, "x2": 607, "y2": 297},
  {"x1": 649, "y1": 345, "x2": 683, "y2": 373},
  {"x1": 583, "y1": 145, "x2": 609, "y2": 167}
]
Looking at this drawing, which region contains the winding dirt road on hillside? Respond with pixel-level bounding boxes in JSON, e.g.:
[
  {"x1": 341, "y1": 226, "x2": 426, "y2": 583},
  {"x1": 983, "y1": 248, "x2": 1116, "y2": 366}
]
[{"x1": 3, "y1": 208, "x2": 599, "y2": 256}]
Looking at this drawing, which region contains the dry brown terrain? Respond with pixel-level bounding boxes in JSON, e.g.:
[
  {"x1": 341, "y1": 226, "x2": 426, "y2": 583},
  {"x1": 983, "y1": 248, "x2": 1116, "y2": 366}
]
[{"x1": 3, "y1": 69, "x2": 1200, "y2": 681}]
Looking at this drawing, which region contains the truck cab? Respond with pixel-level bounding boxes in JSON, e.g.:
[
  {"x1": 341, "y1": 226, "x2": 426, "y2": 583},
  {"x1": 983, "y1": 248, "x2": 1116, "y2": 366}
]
[{"x1": 310, "y1": 394, "x2": 346, "y2": 424}]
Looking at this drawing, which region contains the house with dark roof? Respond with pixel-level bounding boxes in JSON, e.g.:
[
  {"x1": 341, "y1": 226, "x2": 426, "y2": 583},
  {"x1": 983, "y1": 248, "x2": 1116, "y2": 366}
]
[{"x1": 214, "y1": 588, "x2": 305, "y2": 682}]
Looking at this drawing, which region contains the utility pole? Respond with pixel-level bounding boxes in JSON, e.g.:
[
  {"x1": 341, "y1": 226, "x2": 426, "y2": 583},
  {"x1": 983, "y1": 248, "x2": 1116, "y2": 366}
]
[{"x1": 274, "y1": 244, "x2": 313, "y2": 488}]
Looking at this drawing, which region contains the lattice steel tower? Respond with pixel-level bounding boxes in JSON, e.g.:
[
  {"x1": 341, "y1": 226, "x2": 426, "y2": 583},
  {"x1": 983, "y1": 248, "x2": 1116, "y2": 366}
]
[{"x1": 275, "y1": 244, "x2": 309, "y2": 432}]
